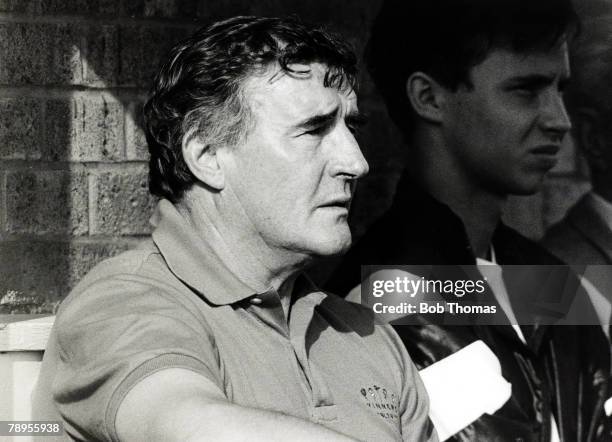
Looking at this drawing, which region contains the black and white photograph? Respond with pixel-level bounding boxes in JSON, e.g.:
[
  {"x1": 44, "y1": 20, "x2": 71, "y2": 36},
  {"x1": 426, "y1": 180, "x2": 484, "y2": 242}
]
[{"x1": 1, "y1": 0, "x2": 611, "y2": 441}]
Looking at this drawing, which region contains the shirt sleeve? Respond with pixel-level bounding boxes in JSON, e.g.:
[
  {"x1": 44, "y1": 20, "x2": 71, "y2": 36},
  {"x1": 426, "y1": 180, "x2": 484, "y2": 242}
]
[
  {"x1": 384, "y1": 325, "x2": 439, "y2": 442},
  {"x1": 52, "y1": 274, "x2": 222, "y2": 442}
]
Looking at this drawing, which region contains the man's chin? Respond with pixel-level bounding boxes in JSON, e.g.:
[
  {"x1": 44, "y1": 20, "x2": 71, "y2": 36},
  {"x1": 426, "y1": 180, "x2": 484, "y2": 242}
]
[
  {"x1": 312, "y1": 232, "x2": 352, "y2": 257},
  {"x1": 492, "y1": 173, "x2": 547, "y2": 196}
]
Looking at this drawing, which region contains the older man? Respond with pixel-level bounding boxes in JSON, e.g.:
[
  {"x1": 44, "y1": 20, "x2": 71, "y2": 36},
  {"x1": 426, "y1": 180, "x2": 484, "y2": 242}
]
[{"x1": 34, "y1": 16, "x2": 436, "y2": 442}]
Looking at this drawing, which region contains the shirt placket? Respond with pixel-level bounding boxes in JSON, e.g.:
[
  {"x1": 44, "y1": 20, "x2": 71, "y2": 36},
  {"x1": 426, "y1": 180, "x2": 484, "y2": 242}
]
[
  {"x1": 288, "y1": 293, "x2": 337, "y2": 423},
  {"x1": 247, "y1": 289, "x2": 337, "y2": 423}
]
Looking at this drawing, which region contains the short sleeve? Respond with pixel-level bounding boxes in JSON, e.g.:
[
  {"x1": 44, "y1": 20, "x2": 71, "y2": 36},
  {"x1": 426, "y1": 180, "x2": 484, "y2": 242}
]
[
  {"x1": 51, "y1": 275, "x2": 222, "y2": 442},
  {"x1": 384, "y1": 325, "x2": 439, "y2": 442}
]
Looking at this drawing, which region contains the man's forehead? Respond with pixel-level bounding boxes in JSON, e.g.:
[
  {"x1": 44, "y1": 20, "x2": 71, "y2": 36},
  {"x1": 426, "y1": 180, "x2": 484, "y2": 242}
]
[
  {"x1": 475, "y1": 43, "x2": 570, "y2": 79},
  {"x1": 244, "y1": 63, "x2": 357, "y2": 118}
]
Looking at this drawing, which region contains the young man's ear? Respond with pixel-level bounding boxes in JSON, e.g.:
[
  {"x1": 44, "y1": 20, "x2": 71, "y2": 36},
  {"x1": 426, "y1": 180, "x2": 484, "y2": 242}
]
[
  {"x1": 405, "y1": 72, "x2": 445, "y2": 124},
  {"x1": 182, "y1": 134, "x2": 225, "y2": 190}
]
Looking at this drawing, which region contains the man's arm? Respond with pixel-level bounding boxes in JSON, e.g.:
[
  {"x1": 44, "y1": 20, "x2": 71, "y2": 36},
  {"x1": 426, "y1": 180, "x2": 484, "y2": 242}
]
[{"x1": 116, "y1": 368, "x2": 359, "y2": 442}]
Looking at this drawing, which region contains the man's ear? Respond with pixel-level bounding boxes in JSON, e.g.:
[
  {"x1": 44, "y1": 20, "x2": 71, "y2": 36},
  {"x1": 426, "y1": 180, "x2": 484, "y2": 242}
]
[
  {"x1": 574, "y1": 108, "x2": 608, "y2": 172},
  {"x1": 182, "y1": 134, "x2": 225, "y2": 190},
  {"x1": 405, "y1": 72, "x2": 445, "y2": 124}
]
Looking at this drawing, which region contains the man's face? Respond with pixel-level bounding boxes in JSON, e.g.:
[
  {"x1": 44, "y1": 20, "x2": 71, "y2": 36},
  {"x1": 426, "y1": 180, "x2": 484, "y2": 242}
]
[
  {"x1": 442, "y1": 43, "x2": 572, "y2": 196},
  {"x1": 218, "y1": 63, "x2": 368, "y2": 260}
]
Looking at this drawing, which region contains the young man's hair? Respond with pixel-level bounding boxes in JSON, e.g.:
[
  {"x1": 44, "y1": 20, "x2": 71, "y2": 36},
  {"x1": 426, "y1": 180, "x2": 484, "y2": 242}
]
[
  {"x1": 144, "y1": 16, "x2": 357, "y2": 202},
  {"x1": 366, "y1": 0, "x2": 579, "y2": 134}
]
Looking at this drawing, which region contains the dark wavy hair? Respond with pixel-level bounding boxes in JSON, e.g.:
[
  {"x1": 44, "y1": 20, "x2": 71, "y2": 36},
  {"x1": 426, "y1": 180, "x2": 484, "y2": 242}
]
[
  {"x1": 367, "y1": 0, "x2": 579, "y2": 135},
  {"x1": 143, "y1": 16, "x2": 357, "y2": 202}
]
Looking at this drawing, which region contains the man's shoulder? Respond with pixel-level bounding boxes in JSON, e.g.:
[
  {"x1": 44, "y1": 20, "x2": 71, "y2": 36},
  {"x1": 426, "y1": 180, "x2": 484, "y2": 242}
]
[
  {"x1": 317, "y1": 290, "x2": 375, "y2": 327},
  {"x1": 55, "y1": 240, "x2": 197, "y2": 331},
  {"x1": 316, "y1": 291, "x2": 409, "y2": 361},
  {"x1": 66, "y1": 241, "x2": 172, "y2": 299}
]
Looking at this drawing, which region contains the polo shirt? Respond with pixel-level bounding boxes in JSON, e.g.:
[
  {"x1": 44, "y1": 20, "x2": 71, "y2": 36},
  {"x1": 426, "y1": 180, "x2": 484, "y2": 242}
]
[{"x1": 35, "y1": 199, "x2": 436, "y2": 442}]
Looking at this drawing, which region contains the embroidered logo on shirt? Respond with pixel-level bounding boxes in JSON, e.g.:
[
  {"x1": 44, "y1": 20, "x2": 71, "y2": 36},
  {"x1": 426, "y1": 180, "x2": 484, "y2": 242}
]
[{"x1": 359, "y1": 384, "x2": 399, "y2": 422}]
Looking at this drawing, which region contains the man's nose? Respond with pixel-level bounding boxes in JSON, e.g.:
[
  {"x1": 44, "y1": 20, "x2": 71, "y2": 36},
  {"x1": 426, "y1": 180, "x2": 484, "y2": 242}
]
[
  {"x1": 329, "y1": 127, "x2": 369, "y2": 179},
  {"x1": 540, "y1": 92, "x2": 572, "y2": 137}
]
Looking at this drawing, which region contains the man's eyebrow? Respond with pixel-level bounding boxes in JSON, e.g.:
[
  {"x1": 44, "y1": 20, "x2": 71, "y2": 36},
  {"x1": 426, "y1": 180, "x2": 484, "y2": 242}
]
[
  {"x1": 503, "y1": 73, "x2": 567, "y2": 88},
  {"x1": 295, "y1": 107, "x2": 339, "y2": 130}
]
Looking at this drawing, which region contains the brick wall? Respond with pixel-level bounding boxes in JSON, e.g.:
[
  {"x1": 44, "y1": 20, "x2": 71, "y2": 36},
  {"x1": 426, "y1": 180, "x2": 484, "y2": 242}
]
[{"x1": 0, "y1": 0, "x2": 589, "y2": 313}]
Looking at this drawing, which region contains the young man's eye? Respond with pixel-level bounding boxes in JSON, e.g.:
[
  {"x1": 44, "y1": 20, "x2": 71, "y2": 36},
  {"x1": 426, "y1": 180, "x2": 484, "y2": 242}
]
[{"x1": 514, "y1": 87, "x2": 538, "y2": 99}]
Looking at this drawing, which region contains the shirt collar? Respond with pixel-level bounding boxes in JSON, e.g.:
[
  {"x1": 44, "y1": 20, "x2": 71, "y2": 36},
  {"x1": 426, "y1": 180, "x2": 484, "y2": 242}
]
[{"x1": 151, "y1": 199, "x2": 270, "y2": 306}]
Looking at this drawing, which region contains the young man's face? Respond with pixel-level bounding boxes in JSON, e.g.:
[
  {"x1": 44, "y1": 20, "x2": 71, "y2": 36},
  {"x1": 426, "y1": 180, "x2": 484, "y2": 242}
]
[
  {"x1": 218, "y1": 63, "x2": 369, "y2": 260},
  {"x1": 442, "y1": 42, "x2": 572, "y2": 196}
]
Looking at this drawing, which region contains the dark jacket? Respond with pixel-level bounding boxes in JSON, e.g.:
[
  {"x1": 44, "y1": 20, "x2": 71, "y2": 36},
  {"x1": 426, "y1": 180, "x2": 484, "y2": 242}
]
[{"x1": 327, "y1": 175, "x2": 610, "y2": 442}]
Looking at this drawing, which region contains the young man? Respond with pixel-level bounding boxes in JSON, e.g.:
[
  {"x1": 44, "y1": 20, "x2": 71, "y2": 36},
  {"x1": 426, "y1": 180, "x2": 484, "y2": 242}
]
[
  {"x1": 33, "y1": 17, "x2": 437, "y2": 442},
  {"x1": 328, "y1": 0, "x2": 610, "y2": 440}
]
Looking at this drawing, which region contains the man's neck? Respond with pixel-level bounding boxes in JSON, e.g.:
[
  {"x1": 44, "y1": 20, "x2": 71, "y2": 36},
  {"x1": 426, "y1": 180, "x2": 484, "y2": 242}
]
[
  {"x1": 177, "y1": 188, "x2": 307, "y2": 298},
  {"x1": 411, "y1": 132, "x2": 506, "y2": 259}
]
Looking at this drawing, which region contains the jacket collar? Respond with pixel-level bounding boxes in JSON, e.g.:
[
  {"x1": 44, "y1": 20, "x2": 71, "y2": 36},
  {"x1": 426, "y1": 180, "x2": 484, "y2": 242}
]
[
  {"x1": 567, "y1": 193, "x2": 612, "y2": 263},
  {"x1": 151, "y1": 199, "x2": 270, "y2": 306}
]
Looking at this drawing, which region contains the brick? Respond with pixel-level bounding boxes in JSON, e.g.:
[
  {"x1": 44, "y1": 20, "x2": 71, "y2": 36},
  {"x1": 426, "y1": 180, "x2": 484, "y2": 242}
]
[
  {"x1": 197, "y1": 0, "x2": 247, "y2": 19},
  {"x1": 83, "y1": 25, "x2": 119, "y2": 87},
  {"x1": 0, "y1": 0, "x2": 42, "y2": 14},
  {"x1": 0, "y1": 22, "x2": 85, "y2": 85},
  {"x1": 93, "y1": 166, "x2": 156, "y2": 235},
  {"x1": 83, "y1": 24, "x2": 119, "y2": 86},
  {"x1": 117, "y1": 25, "x2": 191, "y2": 87},
  {"x1": 49, "y1": 23, "x2": 84, "y2": 85},
  {"x1": 39, "y1": 0, "x2": 120, "y2": 16},
  {"x1": 0, "y1": 240, "x2": 132, "y2": 312},
  {"x1": 126, "y1": 101, "x2": 149, "y2": 160},
  {"x1": 0, "y1": 23, "x2": 52, "y2": 85},
  {"x1": 124, "y1": 0, "x2": 200, "y2": 18},
  {"x1": 5, "y1": 169, "x2": 88, "y2": 235},
  {"x1": 242, "y1": 0, "x2": 375, "y2": 35},
  {"x1": 0, "y1": 98, "x2": 43, "y2": 160},
  {"x1": 44, "y1": 96, "x2": 124, "y2": 161}
]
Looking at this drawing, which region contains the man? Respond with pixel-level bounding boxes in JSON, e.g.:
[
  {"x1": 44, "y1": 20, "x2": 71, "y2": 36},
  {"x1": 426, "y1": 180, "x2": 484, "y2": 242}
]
[
  {"x1": 33, "y1": 16, "x2": 436, "y2": 442},
  {"x1": 327, "y1": 0, "x2": 610, "y2": 440},
  {"x1": 543, "y1": 0, "x2": 612, "y2": 329}
]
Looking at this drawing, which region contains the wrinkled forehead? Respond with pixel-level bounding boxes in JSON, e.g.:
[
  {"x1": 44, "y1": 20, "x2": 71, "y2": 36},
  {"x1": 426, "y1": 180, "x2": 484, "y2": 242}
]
[{"x1": 243, "y1": 62, "x2": 357, "y2": 118}]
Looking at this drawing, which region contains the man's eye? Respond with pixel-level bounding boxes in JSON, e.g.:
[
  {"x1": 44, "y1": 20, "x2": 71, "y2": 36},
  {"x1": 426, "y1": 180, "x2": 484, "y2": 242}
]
[
  {"x1": 514, "y1": 87, "x2": 538, "y2": 99},
  {"x1": 303, "y1": 126, "x2": 327, "y2": 136}
]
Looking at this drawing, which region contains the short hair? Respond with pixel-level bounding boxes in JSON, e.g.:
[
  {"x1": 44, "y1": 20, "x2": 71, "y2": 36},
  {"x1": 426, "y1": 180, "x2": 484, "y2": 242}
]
[
  {"x1": 367, "y1": 0, "x2": 579, "y2": 134},
  {"x1": 144, "y1": 16, "x2": 357, "y2": 202}
]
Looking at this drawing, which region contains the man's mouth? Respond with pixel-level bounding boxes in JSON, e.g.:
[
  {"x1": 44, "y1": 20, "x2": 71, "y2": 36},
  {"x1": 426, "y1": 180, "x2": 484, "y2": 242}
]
[
  {"x1": 319, "y1": 196, "x2": 352, "y2": 210},
  {"x1": 530, "y1": 145, "x2": 561, "y2": 156},
  {"x1": 529, "y1": 145, "x2": 560, "y2": 169}
]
